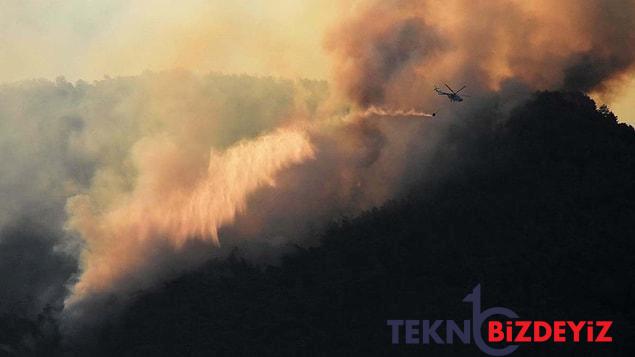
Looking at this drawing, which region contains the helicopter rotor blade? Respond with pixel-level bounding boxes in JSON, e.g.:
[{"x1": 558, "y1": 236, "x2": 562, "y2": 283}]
[
  {"x1": 455, "y1": 85, "x2": 467, "y2": 94},
  {"x1": 444, "y1": 83, "x2": 455, "y2": 93}
]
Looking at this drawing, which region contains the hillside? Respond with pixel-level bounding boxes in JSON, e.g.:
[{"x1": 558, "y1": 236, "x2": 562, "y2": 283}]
[{"x1": 82, "y1": 92, "x2": 635, "y2": 356}]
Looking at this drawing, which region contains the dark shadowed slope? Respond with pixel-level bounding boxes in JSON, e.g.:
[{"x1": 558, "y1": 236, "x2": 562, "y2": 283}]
[{"x1": 83, "y1": 92, "x2": 635, "y2": 356}]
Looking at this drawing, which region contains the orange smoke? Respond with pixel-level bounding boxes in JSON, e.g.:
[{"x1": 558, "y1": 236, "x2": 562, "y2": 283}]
[
  {"x1": 326, "y1": 0, "x2": 635, "y2": 108},
  {"x1": 65, "y1": 128, "x2": 314, "y2": 304}
]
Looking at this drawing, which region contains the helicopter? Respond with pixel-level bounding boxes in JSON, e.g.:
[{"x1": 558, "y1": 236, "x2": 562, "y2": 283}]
[{"x1": 434, "y1": 83, "x2": 469, "y2": 102}]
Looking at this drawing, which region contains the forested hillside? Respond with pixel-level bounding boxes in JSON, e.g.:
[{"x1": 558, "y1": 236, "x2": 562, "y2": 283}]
[{"x1": 70, "y1": 92, "x2": 635, "y2": 355}]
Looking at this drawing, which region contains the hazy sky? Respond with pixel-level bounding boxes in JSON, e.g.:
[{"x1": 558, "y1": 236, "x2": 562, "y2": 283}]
[
  {"x1": 0, "y1": 0, "x2": 633, "y2": 123},
  {"x1": 0, "y1": 0, "x2": 335, "y2": 80},
  {"x1": 611, "y1": 78, "x2": 635, "y2": 123}
]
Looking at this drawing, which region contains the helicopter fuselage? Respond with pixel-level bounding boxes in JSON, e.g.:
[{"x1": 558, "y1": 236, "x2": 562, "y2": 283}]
[{"x1": 435, "y1": 88, "x2": 463, "y2": 102}]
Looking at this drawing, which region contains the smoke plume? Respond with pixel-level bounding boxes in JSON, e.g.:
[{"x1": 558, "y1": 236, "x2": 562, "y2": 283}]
[
  {"x1": 65, "y1": 128, "x2": 314, "y2": 305},
  {"x1": 326, "y1": 0, "x2": 635, "y2": 109}
]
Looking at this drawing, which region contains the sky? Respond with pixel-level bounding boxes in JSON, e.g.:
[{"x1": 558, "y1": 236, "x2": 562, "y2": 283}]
[
  {"x1": 1, "y1": 0, "x2": 632, "y2": 123},
  {"x1": 0, "y1": 0, "x2": 334, "y2": 81},
  {"x1": 611, "y1": 77, "x2": 635, "y2": 122}
]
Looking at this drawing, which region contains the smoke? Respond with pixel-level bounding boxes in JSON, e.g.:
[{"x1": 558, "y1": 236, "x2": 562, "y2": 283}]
[
  {"x1": 65, "y1": 128, "x2": 314, "y2": 305},
  {"x1": 325, "y1": 3, "x2": 445, "y2": 107},
  {"x1": 56, "y1": 73, "x2": 441, "y2": 329},
  {"x1": 326, "y1": 0, "x2": 635, "y2": 109},
  {"x1": 0, "y1": 73, "x2": 324, "y2": 332},
  {"x1": 0, "y1": 218, "x2": 76, "y2": 317},
  {"x1": 1, "y1": 0, "x2": 634, "y2": 345}
]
